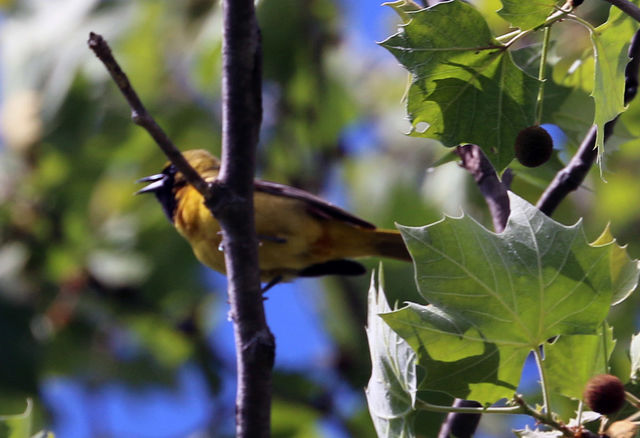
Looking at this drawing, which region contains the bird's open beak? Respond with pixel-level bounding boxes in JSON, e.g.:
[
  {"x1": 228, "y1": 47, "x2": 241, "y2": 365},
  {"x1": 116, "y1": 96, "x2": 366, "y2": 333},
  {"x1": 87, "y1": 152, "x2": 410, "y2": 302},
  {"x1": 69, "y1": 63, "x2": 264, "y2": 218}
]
[{"x1": 135, "y1": 174, "x2": 167, "y2": 195}]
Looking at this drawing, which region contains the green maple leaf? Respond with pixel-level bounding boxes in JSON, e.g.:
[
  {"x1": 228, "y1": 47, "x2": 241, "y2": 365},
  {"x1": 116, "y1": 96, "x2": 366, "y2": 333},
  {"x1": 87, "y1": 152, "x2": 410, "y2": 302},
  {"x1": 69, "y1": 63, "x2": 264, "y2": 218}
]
[
  {"x1": 545, "y1": 323, "x2": 615, "y2": 400},
  {"x1": 0, "y1": 399, "x2": 34, "y2": 438},
  {"x1": 380, "y1": 0, "x2": 540, "y2": 172},
  {"x1": 382, "y1": 193, "x2": 639, "y2": 403},
  {"x1": 591, "y1": 2, "x2": 640, "y2": 164},
  {"x1": 497, "y1": 0, "x2": 563, "y2": 31}
]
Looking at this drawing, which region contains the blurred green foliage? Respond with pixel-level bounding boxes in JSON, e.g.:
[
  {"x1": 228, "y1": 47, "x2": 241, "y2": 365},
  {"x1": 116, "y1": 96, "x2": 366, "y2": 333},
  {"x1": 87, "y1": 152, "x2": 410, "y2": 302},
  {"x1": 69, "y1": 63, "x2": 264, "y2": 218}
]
[{"x1": 1, "y1": 0, "x2": 640, "y2": 437}]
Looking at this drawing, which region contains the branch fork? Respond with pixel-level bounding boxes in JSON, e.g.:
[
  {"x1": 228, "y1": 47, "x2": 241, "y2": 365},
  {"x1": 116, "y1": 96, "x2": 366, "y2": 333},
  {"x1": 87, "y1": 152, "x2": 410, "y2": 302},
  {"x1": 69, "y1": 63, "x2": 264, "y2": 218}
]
[{"x1": 89, "y1": 3, "x2": 272, "y2": 434}]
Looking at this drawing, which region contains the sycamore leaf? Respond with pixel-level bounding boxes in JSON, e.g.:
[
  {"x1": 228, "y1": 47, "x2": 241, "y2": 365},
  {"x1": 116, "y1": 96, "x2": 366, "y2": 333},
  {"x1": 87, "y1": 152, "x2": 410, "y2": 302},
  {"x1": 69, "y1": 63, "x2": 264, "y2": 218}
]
[
  {"x1": 551, "y1": 51, "x2": 636, "y2": 156},
  {"x1": 510, "y1": 44, "x2": 571, "y2": 126},
  {"x1": 365, "y1": 270, "x2": 417, "y2": 438},
  {"x1": 383, "y1": 0, "x2": 423, "y2": 23},
  {"x1": 380, "y1": 0, "x2": 540, "y2": 172},
  {"x1": 382, "y1": 302, "x2": 526, "y2": 402},
  {"x1": 591, "y1": 224, "x2": 639, "y2": 305},
  {"x1": 567, "y1": 410, "x2": 602, "y2": 427},
  {"x1": 383, "y1": 192, "x2": 639, "y2": 403},
  {"x1": 514, "y1": 426, "x2": 562, "y2": 437},
  {"x1": 0, "y1": 399, "x2": 32, "y2": 438},
  {"x1": 591, "y1": 2, "x2": 640, "y2": 164},
  {"x1": 497, "y1": 0, "x2": 563, "y2": 31},
  {"x1": 545, "y1": 323, "x2": 615, "y2": 400}
]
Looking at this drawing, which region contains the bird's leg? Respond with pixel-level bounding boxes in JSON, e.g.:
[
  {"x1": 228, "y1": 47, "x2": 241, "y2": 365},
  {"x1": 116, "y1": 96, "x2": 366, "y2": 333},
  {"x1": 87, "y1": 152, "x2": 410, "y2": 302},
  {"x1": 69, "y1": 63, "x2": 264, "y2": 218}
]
[{"x1": 261, "y1": 275, "x2": 283, "y2": 294}]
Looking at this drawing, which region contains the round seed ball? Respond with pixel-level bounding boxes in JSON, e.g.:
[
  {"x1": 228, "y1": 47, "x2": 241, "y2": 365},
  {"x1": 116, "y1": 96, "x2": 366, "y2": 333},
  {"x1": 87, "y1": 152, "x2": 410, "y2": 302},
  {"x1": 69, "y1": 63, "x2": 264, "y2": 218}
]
[
  {"x1": 514, "y1": 125, "x2": 554, "y2": 168},
  {"x1": 583, "y1": 374, "x2": 626, "y2": 415}
]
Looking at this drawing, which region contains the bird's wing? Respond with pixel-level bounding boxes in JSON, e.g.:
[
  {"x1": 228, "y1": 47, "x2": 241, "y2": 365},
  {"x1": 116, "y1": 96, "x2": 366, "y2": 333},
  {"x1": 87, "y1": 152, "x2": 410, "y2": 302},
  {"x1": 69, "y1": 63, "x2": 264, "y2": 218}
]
[{"x1": 254, "y1": 180, "x2": 376, "y2": 230}]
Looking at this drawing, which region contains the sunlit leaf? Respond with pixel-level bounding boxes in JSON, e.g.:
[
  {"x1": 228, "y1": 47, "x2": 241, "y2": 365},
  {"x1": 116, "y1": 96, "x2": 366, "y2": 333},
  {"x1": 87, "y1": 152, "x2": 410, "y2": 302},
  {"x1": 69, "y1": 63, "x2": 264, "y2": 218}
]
[
  {"x1": 383, "y1": 0, "x2": 424, "y2": 23},
  {"x1": 567, "y1": 410, "x2": 601, "y2": 427},
  {"x1": 591, "y1": 224, "x2": 640, "y2": 305},
  {"x1": 591, "y1": 2, "x2": 640, "y2": 164},
  {"x1": 497, "y1": 0, "x2": 563, "y2": 31},
  {"x1": 383, "y1": 192, "x2": 639, "y2": 403},
  {"x1": 545, "y1": 323, "x2": 615, "y2": 400},
  {"x1": 514, "y1": 426, "x2": 562, "y2": 437},
  {"x1": 380, "y1": 0, "x2": 540, "y2": 171},
  {"x1": 0, "y1": 399, "x2": 32, "y2": 438},
  {"x1": 365, "y1": 270, "x2": 417, "y2": 438},
  {"x1": 510, "y1": 44, "x2": 571, "y2": 125}
]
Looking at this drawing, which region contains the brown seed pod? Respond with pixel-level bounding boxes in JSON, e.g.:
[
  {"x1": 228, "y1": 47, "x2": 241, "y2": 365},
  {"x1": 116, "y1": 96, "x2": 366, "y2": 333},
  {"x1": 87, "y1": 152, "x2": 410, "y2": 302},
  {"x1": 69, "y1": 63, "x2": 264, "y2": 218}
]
[
  {"x1": 583, "y1": 374, "x2": 626, "y2": 415},
  {"x1": 514, "y1": 125, "x2": 554, "y2": 168}
]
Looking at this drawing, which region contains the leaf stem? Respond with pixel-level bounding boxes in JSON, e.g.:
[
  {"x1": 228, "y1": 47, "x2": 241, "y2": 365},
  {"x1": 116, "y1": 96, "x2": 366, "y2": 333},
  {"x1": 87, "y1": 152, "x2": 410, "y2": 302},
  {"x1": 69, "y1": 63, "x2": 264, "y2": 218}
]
[
  {"x1": 415, "y1": 398, "x2": 523, "y2": 415},
  {"x1": 625, "y1": 390, "x2": 640, "y2": 410},
  {"x1": 565, "y1": 13, "x2": 598, "y2": 34},
  {"x1": 576, "y1": 400, "x2": 584, "y2": 428},
  {"x1": 533, "y1": 347, "x2": 552, "y2": 419},
  {"x1": 535, "y1": 26, "x2": 552, "y2": 125},
  {"x1": 502, "y1": 29, "x2": 532, "y2": 48},
  {"x1": 417, "y1": 393, "x2": 572, "y2": 437},
  {"x1": 601, "y1": 323, "x2": 611, "y2": 372},
  {"x1": 513, "y1": 395, "x2": 575, "y2": 437},
  {"x1": 496, "y1": 29, "x2": 523, "y2": 42},
  {"x1": 502, "y1": 8, "x2": 569, "y2": 49}
]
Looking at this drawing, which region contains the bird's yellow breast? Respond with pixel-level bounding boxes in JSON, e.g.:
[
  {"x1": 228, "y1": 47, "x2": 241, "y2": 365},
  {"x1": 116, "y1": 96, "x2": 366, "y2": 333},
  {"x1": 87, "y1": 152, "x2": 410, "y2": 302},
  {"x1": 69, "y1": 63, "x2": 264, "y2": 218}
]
[
  {"x1": 173, "y1": 184, "x2": 353, "y2": 281},
  {"x1": 139, "y1": 149, "x2": 409, "y2": 284}
]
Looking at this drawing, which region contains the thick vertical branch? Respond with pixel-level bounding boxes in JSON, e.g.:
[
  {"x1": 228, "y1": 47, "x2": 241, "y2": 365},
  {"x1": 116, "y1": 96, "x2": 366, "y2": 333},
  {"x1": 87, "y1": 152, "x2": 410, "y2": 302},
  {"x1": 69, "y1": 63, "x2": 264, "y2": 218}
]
[
  {"x1": 207, "y1": 1, "x2": 274, "y2": 438},
  {"x1": 89, "y1": 7, "x2": 272, "y2": 433}
]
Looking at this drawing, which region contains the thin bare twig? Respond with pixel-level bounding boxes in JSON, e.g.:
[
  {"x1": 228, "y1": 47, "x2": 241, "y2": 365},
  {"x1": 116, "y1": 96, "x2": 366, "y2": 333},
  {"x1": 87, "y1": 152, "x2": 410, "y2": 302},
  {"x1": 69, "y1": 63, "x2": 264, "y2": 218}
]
[
  {"x1": 89, "y1": 17, "x2": 272, "y2": 436},
  {"x1": 87, "y1": 33, "x2": 210, "y2": 197},
  {"x1": 536, "y1": 29, "x2": 640, "y2": 216},
  {"x1": 603, "y1": 0, "x2": 640, "y2": 23}
]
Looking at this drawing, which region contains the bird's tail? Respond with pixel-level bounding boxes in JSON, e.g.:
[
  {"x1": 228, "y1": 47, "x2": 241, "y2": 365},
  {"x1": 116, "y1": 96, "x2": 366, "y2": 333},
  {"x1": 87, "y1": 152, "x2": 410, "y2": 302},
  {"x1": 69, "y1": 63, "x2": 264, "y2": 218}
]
[{"x1": 369, "y1": 229, "x2": 412, "y2": 262}]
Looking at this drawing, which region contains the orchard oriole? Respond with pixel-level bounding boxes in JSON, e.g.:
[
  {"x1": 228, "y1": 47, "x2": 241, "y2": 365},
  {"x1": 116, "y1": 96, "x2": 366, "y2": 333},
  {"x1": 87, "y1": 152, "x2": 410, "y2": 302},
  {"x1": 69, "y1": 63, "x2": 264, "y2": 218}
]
[{"x1": 138, "y1": 149, "x2": 411, "y2": 286}]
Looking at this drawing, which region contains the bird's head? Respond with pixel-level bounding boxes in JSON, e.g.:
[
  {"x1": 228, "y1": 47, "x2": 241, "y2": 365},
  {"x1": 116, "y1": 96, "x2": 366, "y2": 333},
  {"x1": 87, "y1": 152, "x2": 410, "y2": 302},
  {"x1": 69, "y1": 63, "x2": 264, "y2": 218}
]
[{"x1": 136, "y1": 149, "x2": 221, "y2": 222}]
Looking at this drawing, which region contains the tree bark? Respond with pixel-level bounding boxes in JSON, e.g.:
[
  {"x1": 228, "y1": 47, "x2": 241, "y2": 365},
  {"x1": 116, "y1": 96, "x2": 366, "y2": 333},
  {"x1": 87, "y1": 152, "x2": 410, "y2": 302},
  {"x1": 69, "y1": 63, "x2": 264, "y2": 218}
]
[{"x1": 211, "y1": 1, "x2": 274, "y2": 437}]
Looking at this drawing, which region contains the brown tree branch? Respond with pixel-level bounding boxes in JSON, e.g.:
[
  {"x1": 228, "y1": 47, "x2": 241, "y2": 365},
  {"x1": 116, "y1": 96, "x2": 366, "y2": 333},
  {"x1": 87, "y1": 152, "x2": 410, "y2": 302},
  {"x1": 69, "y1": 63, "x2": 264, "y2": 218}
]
[
  {"x1": 456, "y1": 144, "x2": 511, "y2": 233},
  {"x1": 536, "y1": 29, "x2": 640, "y2": 216},
  {"x1": 214, "y1": 1, "x2": 274, "y2": 438},
  {"x1": 437, "y1": 399, "x2": 483, "y2": 438},
  {"x1": 88, "y1": 8, "x2": 272, "y2": 435},
  {"x1": 87, "y1": 33, "x2": 210, "y2": 197}
]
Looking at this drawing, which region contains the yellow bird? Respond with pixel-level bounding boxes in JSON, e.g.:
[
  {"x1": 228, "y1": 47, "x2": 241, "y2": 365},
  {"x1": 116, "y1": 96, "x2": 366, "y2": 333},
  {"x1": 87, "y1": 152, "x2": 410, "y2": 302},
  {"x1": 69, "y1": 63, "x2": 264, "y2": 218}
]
[{"x1": 138, "y1": 149, "x2": 411, "y2": 287}]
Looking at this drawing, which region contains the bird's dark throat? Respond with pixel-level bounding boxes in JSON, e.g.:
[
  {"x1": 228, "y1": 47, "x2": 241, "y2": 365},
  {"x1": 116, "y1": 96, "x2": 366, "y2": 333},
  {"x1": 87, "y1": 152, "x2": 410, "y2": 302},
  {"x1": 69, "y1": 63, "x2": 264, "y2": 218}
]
[{"x1": 138, "y1": 165, "x2": 185, "y2": 224}]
